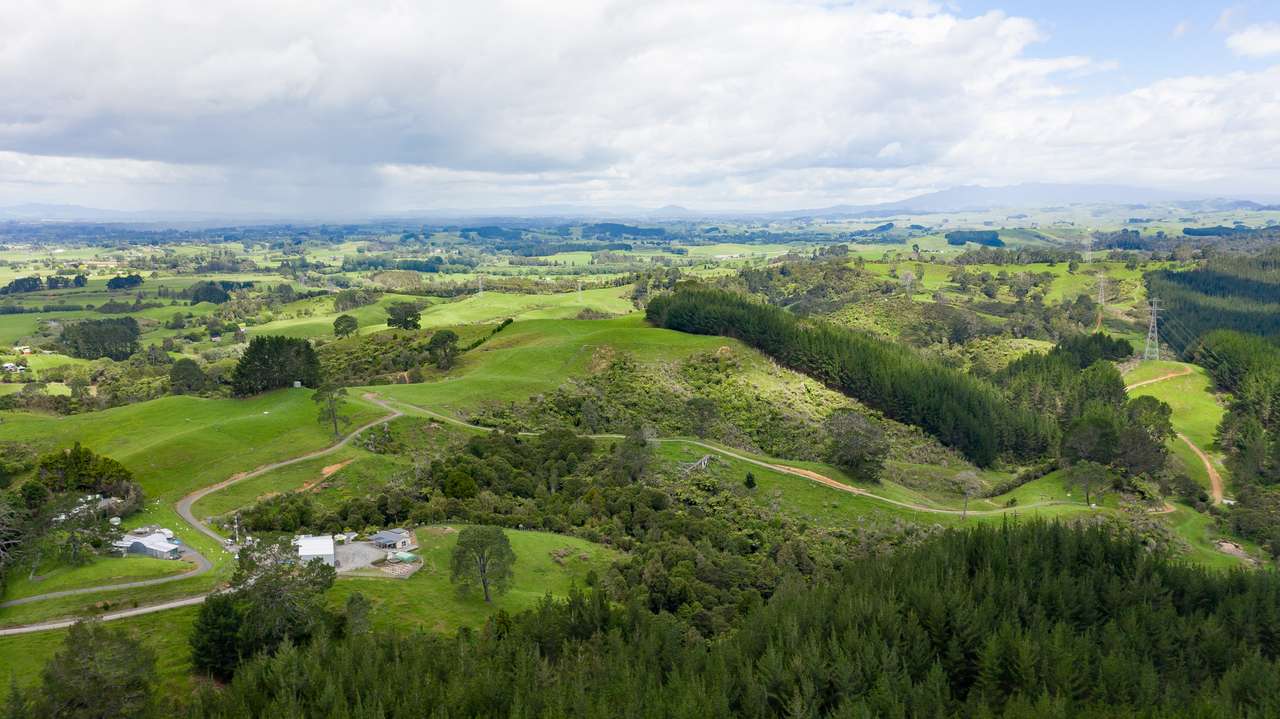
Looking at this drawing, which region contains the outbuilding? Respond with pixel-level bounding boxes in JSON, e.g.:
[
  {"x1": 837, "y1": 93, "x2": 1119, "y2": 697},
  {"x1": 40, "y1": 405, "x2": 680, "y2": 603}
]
[
  {"x1": 371, "y1": 528, "x2": 416, "y2": 551},
  {"x1": 113, "y1": 531, "x2": 182, "y2": 560},
  {"x1": 294, "y1": 535, "x2": 337, "y2": 567}
]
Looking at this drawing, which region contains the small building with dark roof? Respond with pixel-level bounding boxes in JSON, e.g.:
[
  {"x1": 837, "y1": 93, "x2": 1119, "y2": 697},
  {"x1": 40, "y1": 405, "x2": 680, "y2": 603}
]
[{"x1": 371, "y1": 528, "x2": 415, "y2": 550}]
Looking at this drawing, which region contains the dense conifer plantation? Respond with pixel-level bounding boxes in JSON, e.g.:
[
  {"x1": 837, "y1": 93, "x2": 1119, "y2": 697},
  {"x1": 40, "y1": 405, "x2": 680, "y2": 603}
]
[
  {"x1": 646, "y1": 287, "x2": 1054, "y2": 465},
  {"x1": 1147, "y1": 251, "x2": 1280, "y2": 351},
  {"x1": 186, "y1": 522, "x2": 1280, "y2": 718}
]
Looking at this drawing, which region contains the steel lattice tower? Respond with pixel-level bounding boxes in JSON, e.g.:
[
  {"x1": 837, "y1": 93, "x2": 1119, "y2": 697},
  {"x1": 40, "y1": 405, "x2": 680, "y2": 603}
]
[{"x1": 1144, "y1": 298, "x2": 1160, "y2": 360}]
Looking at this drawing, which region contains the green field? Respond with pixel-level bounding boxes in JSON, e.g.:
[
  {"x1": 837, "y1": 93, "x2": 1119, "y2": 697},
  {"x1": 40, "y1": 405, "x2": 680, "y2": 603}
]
[
  {"x1": 371, "y1": 315, "x2": 730, "y2": 414},
  {"x1": 0, "y1": 556, "x2": 191, "y2": 603},
  {"x1": 329, "y1": 526, "x2": 620, "y2": 632},
  {"x1": 1125, "y1": 360, "x2": 1228, "y2": 489},
  {"x1": 0, "y1": 526, "x2": 619, "y2": 701},
  {"x1": 0, "y1": 389, "x2": 388, "y2": 625}
]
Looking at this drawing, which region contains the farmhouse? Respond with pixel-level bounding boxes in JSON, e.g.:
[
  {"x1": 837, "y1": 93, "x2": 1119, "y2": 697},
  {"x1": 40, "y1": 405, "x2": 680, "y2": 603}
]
[
  {"x1": 113, "y1": 531, "x2": 182, "y2": 560},
  {"x1": 371, "y1": 528, "x2": 416, "y2": 550},
  {"x1": 294, "y1": 535, "x2": 336, "y2": 567}
]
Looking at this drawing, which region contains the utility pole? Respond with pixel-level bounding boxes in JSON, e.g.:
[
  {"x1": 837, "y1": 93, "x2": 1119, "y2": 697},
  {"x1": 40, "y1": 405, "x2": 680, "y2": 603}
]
[{"x1": 1144, "y1": 297, "x2": 1160, "y2": 360}]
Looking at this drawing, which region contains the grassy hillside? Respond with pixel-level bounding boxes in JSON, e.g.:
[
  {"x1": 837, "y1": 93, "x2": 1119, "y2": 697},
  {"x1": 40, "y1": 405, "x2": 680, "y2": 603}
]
[
  {"x1": 371, "y1": 315, "x2": 729, "y2": 413},
  {"x1": 0, "y1": 390, "x2": 388, "y2": 620}
]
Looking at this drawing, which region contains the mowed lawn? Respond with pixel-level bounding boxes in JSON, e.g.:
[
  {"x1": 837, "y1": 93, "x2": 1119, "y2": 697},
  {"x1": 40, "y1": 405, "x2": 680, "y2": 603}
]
[
  {"x1": 371, "y1": 315, "x2": 732, "y2": 414},
  {"x1": 1, "y1": 556, "x2": 191, "y2": 603},
  {"x1": 329, "y1": 526, "x2": 620, "y2": 633}
]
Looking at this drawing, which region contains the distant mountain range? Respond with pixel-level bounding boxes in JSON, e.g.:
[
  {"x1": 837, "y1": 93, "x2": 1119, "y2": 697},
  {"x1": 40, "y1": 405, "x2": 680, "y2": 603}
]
[{"x1": 3, "y1": 184, "x2": 1279, "y2": 226}]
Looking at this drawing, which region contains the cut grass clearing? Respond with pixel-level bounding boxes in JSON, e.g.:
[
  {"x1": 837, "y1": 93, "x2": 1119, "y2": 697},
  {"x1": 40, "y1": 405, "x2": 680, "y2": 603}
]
[
  {"x1": 1125, "y1": 360, "x2": 1228, "y2": 493},
  {"x1": 328, "y1": 526, "x2": 620, "y2": 633},
  {"x1": 0, "y1": 556, "x2": 190, "y2": 603}
]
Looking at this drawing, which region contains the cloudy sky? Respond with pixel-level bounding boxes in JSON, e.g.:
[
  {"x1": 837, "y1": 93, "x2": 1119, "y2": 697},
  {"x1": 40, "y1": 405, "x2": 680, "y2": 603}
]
[{"x1": 2, "y1": 0, "x2": 1279, "y2": 215}]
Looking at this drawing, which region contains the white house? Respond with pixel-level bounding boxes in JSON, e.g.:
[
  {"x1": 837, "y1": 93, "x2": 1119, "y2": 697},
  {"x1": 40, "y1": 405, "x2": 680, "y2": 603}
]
[
  {"x1": 294, "y1": 535, "x2": 336, "y2": 567},
  {"x1": 114, "y1": 531, "x2": 182, "y2": 560}
]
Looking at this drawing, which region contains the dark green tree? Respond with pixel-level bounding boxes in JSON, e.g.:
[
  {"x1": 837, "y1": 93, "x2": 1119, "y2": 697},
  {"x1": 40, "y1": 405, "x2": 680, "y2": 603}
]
[
  {"x1": 386, "y1": 302, "x2": 421, "y2": 330},
  {"x1": 333, "y1": 314, "x2": 358, "y2": 338},
  {"x1": 35, "y1": 620, "x2": 156, "y2": 719},
  {"x1": 1064, "y1": 460, "x2": 1110, "y2": 506},
  {"x1": 228, "y1": 537, "x2": 336, "y2": 659},
  {"x1": 60, "y1": 318, "x2": 140, "y2": 360},
  {"x1": 450, "y1": 525, "x2": 516, "y2": 603},
  {"x1": 189, "y1": 593, "x2": 242, "y2": 682},
  {"x1": 313, "y1": 384, "x2": 351, "y2": 439},
  {"x1": 169, "y1": 358, "x2": 207, "y2": 394},
  {"x1": 824, "y1": 409, "x2": 889, "y2": 482},
  {"x1": 427, "y1": 329, "x2": 459, "y2": 369}
]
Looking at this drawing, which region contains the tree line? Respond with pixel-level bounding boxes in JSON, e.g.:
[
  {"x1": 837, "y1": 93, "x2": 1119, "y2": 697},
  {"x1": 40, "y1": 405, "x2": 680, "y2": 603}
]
[{"x1": 646, "y1": 286, "x2": 1055, "y2": 465}]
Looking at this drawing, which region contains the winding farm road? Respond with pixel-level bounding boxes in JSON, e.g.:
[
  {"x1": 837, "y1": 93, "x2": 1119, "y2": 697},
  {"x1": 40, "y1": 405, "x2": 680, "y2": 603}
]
[
  {"x1": 0, "y1": 548, "x2": 211, "y2": 609},
  {"x1": 176, "y1": 394, "x2": 404, "y2": 547},
  {"x1": 1178, "y1": 433, "x2": 1225, "y2": 505},
  {"x1": 383, "y1": 396, "x2": 1064, "y2": 517},
  {"x1": 0, "y1": 395, "x2": 403, "y2": 636},
  {"x1": 0, "y1": 363, "x2": 1239, "y2": 636},
  {"x1": 1124, "y1": 367, "x2": 1224, "y2": 504},
  {"x1": 0, "y1": 595, "x2": 208, "y2": 637}
]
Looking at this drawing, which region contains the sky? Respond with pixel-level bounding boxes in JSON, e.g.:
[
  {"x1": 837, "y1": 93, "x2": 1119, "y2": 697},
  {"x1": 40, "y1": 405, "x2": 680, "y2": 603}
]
[{"x1": 1, "y1": 0, "x2": 1279, "y2": 216}]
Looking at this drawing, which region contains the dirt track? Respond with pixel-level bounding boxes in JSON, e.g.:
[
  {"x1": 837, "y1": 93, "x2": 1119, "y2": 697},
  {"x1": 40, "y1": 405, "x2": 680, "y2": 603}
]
[
  {"x1": 1124, "y1": 366, "x2": 1193, "y2": 392},
  {"x1": 0, "y1": 395, "x2": 403, "y2": 636},
  {"x1": 1124, "y1": 367, "x2": 1224, "y2": 505}
]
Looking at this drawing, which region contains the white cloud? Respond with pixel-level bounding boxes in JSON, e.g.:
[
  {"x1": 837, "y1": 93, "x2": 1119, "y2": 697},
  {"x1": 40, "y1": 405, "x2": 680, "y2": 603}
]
[
  {"x1": 1171, "y1": 20, "x2": 1192, "y2": 39},
  {"x1": 0, "y1": 1, "x2": 1278, "y2": 212},
  {"x1": 1227, "y1": 23, "x2": 1280, "y2": 57},
  {"x1": 1215, "y1": 6, "x2": 1243, "y2": 32}
]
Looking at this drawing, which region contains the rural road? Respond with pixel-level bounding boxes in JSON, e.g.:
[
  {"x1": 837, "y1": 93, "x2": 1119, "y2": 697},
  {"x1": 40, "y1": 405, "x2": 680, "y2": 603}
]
[
  {"x1": 381, "y1": 396, "x2": 1064, "y2": 517},
  {"x1": 176, "y1": 394, "x2": 404, "y2": 547},
  {"x1": 0, "y1": 395, "x2": 403, "y2": 636},
  {"x1": 1124, "y1": 366, "x2": 1224, "y2": 504},
  {"x1": 0, "y1": 547, "x2": 211, "y2": 609},
  {"x1": 0, "y1": 595, "x2": 207, "y2": 637}
]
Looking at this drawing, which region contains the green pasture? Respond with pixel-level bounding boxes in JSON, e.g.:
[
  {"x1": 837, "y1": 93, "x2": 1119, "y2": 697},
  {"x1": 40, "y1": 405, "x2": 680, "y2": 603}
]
[
  {"x1": 0, "y1": 389, "x2": 388, "y2": 625},
  {"x1": 370, "y1": 315, "x2": 728, "y2": 414},
  {"x1": 1, "y1": 556, "x2": 191, "y2": 603},
  {"x1": 328, "y1": 526, "x2": 620, "y2": 633}
]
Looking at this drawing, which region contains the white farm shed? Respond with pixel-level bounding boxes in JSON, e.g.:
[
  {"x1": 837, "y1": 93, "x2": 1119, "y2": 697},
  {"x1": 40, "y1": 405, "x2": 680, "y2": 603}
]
[
  {"x1": 114, "y1": 531, "x2": 181, "y2": 560},
  {"x1": 294, "y1": 535, "x2": 336, "y2": 567}
]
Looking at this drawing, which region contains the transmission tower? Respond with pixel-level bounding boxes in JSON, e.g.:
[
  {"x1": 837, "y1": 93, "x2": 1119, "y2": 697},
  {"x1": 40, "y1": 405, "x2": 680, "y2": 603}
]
[
  {"x1": 477, "y1": 274, "x2": 484, "y2": 296},
  {"x1": 1143, "y1": 298, "x2": 1160, "y2": 360},
  {"x1": 1097, "y1": 273, "x2": 1106, "y2": 306}
]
